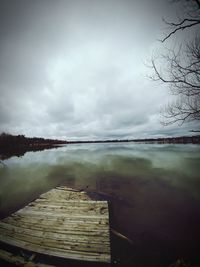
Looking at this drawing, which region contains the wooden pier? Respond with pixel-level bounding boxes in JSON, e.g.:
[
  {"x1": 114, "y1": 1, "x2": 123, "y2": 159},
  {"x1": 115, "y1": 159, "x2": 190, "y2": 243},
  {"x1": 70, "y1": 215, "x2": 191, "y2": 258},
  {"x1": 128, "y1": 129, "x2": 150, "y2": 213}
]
[{"x1": 0, "y1": 187, "x2": 111, "y2": 265}]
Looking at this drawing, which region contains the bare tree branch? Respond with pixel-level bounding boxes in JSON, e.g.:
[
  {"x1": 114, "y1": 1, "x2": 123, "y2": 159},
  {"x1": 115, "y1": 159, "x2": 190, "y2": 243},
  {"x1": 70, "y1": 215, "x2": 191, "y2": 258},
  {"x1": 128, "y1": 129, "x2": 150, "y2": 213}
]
[
  {"x1": 160, "y1": 0, "x2": 200, "y2": 42},
  {"x1": 150, "y1": 0, "x2": 200, "y2": 126},
  {"x1": 161, "y1": 20, "x2": 200, "y2": 42},
  {"x1": 151, "y1": 36, "x2": 200, "y2": 125}
]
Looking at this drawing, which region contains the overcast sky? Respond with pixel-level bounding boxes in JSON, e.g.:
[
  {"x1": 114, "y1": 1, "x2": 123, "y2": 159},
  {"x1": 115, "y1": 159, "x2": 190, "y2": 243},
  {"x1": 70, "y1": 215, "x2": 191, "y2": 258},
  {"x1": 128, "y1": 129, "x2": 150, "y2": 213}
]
[{"x1": 0, "y1": 0, "x2": 198, "y2": 140}]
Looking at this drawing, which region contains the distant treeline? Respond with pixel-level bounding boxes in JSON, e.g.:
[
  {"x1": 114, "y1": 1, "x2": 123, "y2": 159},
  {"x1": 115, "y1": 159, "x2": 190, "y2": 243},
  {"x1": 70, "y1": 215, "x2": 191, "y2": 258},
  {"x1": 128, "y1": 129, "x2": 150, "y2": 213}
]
[
  {"x1": 132, "y1": 135, "x2": 200, "y2": 144},
  {"x1": 1, "y1": 133, "x2": 200, "y2": 148},
  {"x1": 0, "y1": 133, "x2": 67, "y2": 160},
  {"x1": 68, "y1": 135, "x2": 200, "y2": 144},
  {"x1": 0, "y1": 133, "x2": 67, "y2": 149}
]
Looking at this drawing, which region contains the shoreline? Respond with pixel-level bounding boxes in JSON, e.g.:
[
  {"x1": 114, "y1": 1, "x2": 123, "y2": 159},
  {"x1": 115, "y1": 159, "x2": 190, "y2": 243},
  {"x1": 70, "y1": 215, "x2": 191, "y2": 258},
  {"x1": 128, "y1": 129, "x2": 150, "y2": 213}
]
[{"x1": 0, "y1": 133, "x2": 200, "y2": 160}]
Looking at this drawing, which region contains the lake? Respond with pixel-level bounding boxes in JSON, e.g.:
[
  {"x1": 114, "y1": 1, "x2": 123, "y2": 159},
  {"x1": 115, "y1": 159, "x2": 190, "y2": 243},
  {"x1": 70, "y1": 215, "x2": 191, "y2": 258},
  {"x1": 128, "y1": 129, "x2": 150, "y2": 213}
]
[{"x1": 0, "y1": 143, "x2": 200, "y2": 267}]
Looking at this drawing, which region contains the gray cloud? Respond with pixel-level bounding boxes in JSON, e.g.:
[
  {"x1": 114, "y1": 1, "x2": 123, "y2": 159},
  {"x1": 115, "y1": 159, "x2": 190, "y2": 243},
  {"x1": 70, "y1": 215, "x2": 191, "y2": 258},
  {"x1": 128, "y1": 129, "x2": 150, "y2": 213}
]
[{"x1": 0, "y1": 0, "x2": 198, "y2": 140}]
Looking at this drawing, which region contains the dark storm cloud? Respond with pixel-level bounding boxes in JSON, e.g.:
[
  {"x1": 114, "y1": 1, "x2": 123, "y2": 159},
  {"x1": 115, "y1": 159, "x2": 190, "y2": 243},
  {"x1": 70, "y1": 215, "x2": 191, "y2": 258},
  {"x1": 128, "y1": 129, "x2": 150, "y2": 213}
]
[{"x1": 0, "y1": 0, "x2": 195, "y2": 139}]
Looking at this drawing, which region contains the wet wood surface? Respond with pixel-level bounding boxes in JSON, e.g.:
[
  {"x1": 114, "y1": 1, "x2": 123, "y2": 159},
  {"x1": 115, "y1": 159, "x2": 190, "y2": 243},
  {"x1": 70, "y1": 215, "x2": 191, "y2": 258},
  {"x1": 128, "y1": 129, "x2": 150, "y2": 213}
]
[{"x1": 0, "y1": 187, "x2": 111, "y2": 263}]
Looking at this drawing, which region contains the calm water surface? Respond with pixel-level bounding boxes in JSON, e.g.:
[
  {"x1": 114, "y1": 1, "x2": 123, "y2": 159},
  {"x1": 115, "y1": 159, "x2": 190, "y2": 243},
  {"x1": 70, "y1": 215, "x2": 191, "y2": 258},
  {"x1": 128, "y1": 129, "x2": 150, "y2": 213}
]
[{"x1": 0, "y1": 143, "x2": 200, "y2": 267}]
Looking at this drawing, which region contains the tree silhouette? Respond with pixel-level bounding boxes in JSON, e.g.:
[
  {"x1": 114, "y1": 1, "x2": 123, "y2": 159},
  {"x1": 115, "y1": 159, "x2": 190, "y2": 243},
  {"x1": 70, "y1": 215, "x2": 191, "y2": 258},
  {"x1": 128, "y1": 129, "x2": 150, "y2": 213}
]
[{"x1": 151, "y1": 0, "x2": 200, "y2": 125}]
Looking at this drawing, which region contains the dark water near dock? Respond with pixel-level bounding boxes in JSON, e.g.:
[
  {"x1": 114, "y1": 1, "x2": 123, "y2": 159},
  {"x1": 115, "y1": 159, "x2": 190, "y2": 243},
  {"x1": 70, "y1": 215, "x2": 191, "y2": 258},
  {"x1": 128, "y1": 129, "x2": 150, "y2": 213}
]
[{"x1": 0, "y1": 143, "x2": 200, "y2": 267}]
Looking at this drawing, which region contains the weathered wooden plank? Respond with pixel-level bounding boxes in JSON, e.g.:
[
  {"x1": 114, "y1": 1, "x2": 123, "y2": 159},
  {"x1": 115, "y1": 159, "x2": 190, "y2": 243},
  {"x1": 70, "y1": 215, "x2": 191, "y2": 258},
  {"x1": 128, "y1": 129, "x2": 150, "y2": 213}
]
[
  {"x1": 0, "y1": 231, "x2": 110, "y2": 254},
  {"x1": 0, "y1": 222, "x2": 110, "y2": 244},
  {"x1": 1, "y1": 221, "x2": 109, "y2": 233},
  {"x1": 1, "y1": 221, "x2": 110, "y2": 238},
  {"x1": 16, "y1": 210, "x2": 109, "y2": 219},
  {"x1": 40, "y1": 189, "x2": 92, "y2": 201},
  {"x1": 3, "y1": 216, "x2": 109, "y2": 227},
  {"x1": 56, "y1": 186, "x2": 81, "y2": 191},
  {"x1": 18, "y1": 201, "x2": 108, "y2": 213},
  {"x1": 3, "y1": 218, "x2": 109, "y2": 232},
  {"x1": 30, "y1": 200, "x2": 109, "y2": 207},
  {"x1": 0, "y1": 187, "x2": 111, "y2": 263},
  {"x1": 0, "y1": 235, "x2": 110, "y2": 262},
  {"x1": 23, "y1": 204, "x2": 108, "y2": 212},
  {"x1": 33, "y1": 199, "x2": 108, "y2": 203},
  {"x1": 4, "y1": 215, "x2": 109, "y2": 226}
]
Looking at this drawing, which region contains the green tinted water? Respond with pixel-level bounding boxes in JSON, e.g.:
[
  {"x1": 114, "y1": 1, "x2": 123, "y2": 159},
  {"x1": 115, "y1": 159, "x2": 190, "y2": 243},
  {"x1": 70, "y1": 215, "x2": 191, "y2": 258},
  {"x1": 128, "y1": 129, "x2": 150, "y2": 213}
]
[{"x1": 0, "y1": 143, "x2": 200, "y2": 266}]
